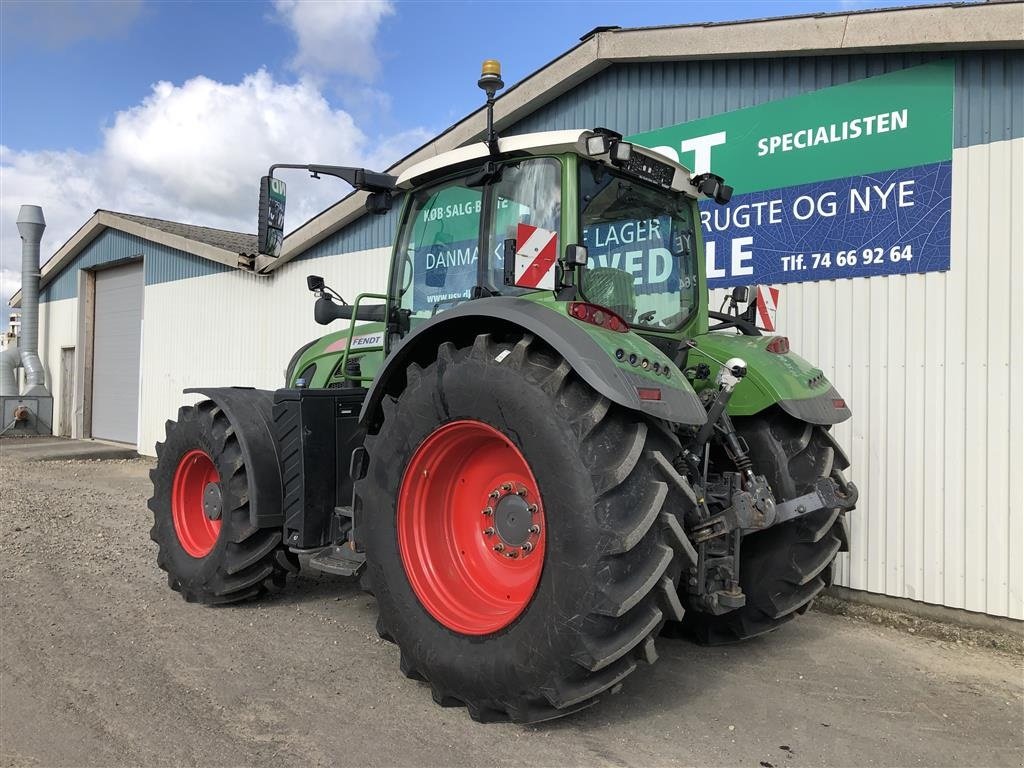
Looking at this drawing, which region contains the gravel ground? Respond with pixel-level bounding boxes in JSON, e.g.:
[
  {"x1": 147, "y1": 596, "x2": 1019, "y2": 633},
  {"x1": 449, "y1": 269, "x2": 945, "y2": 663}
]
[{"x1": 1, "y1": 446, "x2": 1022, "y2": 767}]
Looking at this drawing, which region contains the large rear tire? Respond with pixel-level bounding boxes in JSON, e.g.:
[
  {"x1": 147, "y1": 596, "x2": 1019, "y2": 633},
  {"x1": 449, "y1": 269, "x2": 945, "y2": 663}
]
[
  {"x1": 149, "y1": 400, "x2": 298, "y2": 604},
  {"x1": 357, "y1": 333, "x2": 695, "y2": 723},
  {"x1": 682, "y1": 410, "x2": 852, "y2": 644}
]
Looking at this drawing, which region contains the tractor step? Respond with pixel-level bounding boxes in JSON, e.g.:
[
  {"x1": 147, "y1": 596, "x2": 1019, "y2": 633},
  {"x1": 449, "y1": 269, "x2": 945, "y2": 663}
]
[{"x1": 307, "y1": 544, "x2": 366, "y2": 577}]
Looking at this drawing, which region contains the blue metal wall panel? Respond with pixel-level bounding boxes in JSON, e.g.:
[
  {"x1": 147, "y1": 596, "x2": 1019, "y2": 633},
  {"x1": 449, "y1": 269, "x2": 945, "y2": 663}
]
[
  {"x1": 510, "y1": 51, "x2": 1024, "y2": 149},
  {"x1": 289, "y1": 51, "x2": 1021, "y2": 264},
  {"x1": 40, "y1": 228, "x2": 231, "y2": 302},
  {"x1": 294, "y1": 199, "x2": 402, "y2": 263}
]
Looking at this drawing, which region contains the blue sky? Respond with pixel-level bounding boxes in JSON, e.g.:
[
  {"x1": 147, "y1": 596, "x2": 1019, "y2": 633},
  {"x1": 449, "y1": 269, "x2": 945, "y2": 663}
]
[{"x1": 0, "y1": 0, "x2": 948, "y2": 302}]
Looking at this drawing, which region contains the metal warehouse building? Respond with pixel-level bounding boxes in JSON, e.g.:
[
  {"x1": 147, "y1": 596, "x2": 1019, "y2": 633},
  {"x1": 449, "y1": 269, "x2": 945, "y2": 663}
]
[{"x1": 11, "y1": 2, "x2": 1023, "y2": 620}]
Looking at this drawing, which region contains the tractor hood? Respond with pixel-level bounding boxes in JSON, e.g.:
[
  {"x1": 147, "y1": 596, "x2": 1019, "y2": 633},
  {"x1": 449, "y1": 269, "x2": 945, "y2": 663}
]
[{"x1": 287, "y1": 323, "x2": 388, "y2": 388}]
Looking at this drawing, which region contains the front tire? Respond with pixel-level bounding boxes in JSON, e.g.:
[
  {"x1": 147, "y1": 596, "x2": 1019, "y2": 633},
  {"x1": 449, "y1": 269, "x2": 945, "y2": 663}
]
[
  {"x1": 149, "y1": 400, "x2": 298, "y2": 604},
  {"x1": 682, "y1": 410, "x2": 852, "y2": 643},
  {"x1": 357, "y1": 333, "x2": 694, "y2": 723}
]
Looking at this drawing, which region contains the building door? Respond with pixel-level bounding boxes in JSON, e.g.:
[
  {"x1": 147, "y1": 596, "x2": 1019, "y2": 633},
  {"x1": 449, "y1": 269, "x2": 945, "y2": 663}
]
[
  {"x1": 59, "y1": 347, "x2": 74, "y2": 437},
  {"x1": 91, "y1": 262, "x2": 143, "y2": 444}
]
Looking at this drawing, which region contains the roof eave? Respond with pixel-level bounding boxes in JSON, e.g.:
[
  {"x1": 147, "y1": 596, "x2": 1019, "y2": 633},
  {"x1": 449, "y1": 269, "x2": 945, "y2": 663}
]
[{"x1": 8, "y1": 211, "x2": 252, "y2": 308}]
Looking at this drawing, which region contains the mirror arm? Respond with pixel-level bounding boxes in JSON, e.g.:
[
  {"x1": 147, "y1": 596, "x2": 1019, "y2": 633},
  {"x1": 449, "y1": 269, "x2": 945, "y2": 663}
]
[{"x1": 268, "y1": 164, "x2": 396, "y2": 194}]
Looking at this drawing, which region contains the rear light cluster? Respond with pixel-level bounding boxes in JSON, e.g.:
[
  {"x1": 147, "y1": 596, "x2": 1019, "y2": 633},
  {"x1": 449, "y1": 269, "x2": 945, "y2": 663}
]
[
  {"x1": 568, "y1": 302, "x2": 628, "y2": 333},
  {"x1": 765, "y1": 336, "x2": 790, "y2": 354}
]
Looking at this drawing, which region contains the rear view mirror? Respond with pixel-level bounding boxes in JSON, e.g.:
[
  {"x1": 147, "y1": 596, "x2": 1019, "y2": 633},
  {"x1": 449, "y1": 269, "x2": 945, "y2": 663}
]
[
  {"x1": 424, "y1": 259, "x2": 447, "y2": 288},
  {"x1": 731, "y1": 285, "x2": 750, "y2": 304},
  {"x1": 306, "y1": 275, "x2": 325, "y2": 293},
  {"x1": 258, "y1": 175, "x2": 287, "y2": 257}
]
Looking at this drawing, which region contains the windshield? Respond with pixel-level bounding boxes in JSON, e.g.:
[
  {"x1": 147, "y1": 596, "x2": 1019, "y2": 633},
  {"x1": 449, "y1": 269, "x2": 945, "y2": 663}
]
[{"x1": 579, "y1": 162, "x2": 699, "y2": 330}]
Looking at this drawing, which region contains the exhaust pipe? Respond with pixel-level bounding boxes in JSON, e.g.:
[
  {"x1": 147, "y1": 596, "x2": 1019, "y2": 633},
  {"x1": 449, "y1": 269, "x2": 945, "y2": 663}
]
[{"x1": 16, "y1": 205, "x2": 49, "y2": 397}]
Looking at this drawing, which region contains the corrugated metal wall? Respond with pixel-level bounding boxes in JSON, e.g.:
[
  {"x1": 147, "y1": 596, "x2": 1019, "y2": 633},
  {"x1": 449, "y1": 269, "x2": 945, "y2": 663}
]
[
  {"x1": 137, "y1": 246, "x2": 392, "y2": 455},
  {"x1": 708, "y1": 137, "x2": 1022, "y2": 619},
  {"x1": 511, "y1": 52, "x2": 1024, "y2": 148}
]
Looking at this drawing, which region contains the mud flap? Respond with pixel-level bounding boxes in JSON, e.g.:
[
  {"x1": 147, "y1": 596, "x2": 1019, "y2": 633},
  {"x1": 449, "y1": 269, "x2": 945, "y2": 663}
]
[{"x1": 184, "y1": 387, "x2": 283, "y2": 527}]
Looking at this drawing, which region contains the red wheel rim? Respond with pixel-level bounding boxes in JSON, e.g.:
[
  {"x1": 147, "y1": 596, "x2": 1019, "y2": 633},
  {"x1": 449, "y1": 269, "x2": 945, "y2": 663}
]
[
  {"x1": 171, "y1": 449, "x2": 222, "y2": 558},
  {"x1": 398, "y1": 420, "x2": 546, "y2": 635}
]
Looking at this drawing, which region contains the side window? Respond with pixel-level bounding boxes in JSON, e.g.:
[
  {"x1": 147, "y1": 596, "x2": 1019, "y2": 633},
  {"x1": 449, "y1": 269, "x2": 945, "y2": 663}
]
[
  {"x1": 398, "y1": 178, "x2": 482, "y2": 317},
  {"x1": 486, "y1": 158, "x2": 561, "y2": 293}
]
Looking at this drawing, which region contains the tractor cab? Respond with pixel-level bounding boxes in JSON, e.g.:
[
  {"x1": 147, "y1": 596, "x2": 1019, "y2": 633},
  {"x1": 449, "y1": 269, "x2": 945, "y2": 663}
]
[{"x1": 388, "y1": 129, "x2": 716, "y2": 341}]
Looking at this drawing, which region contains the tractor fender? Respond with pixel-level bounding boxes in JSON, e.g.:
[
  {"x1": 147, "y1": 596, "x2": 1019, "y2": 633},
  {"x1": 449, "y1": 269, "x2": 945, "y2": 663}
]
[
  {"x1": 360, "y1": 297, "x2": 707, "y2": 428},
  {"x1": 183, "y1": 387, "x2": 283, "y2": 528}
]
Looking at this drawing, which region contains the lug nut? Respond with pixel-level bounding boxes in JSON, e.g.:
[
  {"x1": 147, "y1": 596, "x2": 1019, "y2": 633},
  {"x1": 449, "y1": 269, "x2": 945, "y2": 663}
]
[
  {"x1": 505, "y1": 550, "x2": 519, "y2": 558},
  {"x1": 483, "y1": 527, "x2": 495, "y2": 536},
  {"x1": 527, "y1": 504, "x2": 538, "y2": 514},
  {"x1": 493, "y1": 543, "x2": 504, "y2": 552},
  {"x1": 516, "y1": 487, "x2": 528, "y2": 497},
  {"x1": 528, "y1": 524, "x2": 540, "y2": 534},
  {"x1": 521, "y1": 542, "x2": 534, "y2": 553},
  {"x1": 501, "y1": 483, "x2": 513, "y2": 492},
  {"x1": 482, "y1": 507, "x2": 493, "y2": 516},
  {"x1": 489, "y1": 490, "x2": 500, "y2": 500}
]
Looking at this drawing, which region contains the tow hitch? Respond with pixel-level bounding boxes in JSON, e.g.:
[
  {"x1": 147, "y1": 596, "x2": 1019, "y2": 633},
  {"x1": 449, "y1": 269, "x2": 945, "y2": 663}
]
[{"x1": 691, "y1": 473, "x2": 859, "y2": 544}]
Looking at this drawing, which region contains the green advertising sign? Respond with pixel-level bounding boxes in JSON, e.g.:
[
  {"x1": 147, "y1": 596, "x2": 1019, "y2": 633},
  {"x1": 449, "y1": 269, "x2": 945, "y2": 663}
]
[
  {"x1": 631, "y1": 60, "x2": 954, "y2": 194},
  {"x1": 630, "y1": 61, "x2": 955, "y2": 287}
]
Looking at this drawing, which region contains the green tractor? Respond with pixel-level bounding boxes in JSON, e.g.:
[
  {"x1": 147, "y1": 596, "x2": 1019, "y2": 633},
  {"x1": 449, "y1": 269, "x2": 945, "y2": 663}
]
[{"x1": 149, "y1": 61, "x2": 857, "y2": 723}]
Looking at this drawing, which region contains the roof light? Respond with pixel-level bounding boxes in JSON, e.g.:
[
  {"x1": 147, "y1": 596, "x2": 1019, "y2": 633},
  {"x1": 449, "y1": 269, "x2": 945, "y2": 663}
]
[
  {"x1": 766, "y1": 336, "x2": 790, "y2": 354},
  {"x1": 586, "y1": 135, "x2": 610, "y2": 156},
  {"x1": 478, "y1": 59, "x2": 504, "y2": 98},
  {"x1": 563, "y1": 243, "x2": 588, "y2": 267},
  {"x1": 610, "y1": 141, "x2": 634, "y2": 165}
]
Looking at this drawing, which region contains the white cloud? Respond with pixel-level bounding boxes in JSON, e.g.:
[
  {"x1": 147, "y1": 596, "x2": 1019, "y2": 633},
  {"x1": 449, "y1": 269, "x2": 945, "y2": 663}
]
[
  {"x1": 273, "y1": 0, "x2": 395, "y2": 81},
  {"x1": 0, "y1": 70, "x2": 427, "y2": 305}
]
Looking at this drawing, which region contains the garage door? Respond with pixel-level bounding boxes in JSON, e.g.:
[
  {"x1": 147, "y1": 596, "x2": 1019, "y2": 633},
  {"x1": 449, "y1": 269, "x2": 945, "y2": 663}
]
[{"x1": 92, "y1": 261, "x2": 143, "y2": 444}]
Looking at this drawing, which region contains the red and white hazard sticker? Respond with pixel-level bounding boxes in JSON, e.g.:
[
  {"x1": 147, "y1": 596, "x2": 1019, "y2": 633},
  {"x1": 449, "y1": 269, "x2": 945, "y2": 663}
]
[
  {"x1": 756, "y1": 285, "x2": 780, "y2": 332},
  {"x1": 514, "y1": 223, "x2": 558, "y2": 290}
]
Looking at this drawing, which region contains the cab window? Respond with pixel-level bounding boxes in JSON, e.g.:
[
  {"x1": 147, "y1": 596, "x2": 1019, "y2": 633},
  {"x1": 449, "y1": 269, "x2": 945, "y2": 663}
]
[
  {"x1": 396, "y1": 177, "x2": 482, "y2": 318},
  {"x1": 484, "y1": 158, "x2": 561, "y2": 294}
]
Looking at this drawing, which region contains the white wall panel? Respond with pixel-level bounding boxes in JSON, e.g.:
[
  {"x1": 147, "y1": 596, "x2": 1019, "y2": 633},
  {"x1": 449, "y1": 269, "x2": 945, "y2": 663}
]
[
  {"x1": 138, "y1": 246, "x2": 391, "y2": 457},
  {"x1": 36, "y1": 297, "x2": 78, "y2": 436},
  {"x1": 712, "y1": 137, "x2": 1023, "y2": 619}
]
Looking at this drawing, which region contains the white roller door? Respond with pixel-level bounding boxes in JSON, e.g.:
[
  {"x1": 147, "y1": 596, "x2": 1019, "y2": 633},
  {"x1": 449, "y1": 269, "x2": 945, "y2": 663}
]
[{"x1": 92, "y1": 261, "x2": 143, "y2": 444}]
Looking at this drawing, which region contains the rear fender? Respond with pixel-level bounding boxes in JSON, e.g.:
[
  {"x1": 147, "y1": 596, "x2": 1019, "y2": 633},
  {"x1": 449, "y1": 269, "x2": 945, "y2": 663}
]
[
  {"x1": 360, "y1": 297, "x2": 707, "y2": 429},
  {"x1": 183, "y1": 387, "x2": 283, "y2": 528},
  {"x1": 690, "y1": 334, "x2": 851, "y2": 425}
]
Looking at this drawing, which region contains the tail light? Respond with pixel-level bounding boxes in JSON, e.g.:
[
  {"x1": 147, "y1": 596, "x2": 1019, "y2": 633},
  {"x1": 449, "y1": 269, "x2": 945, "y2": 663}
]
[
  {"x1": 568, "y1": 302, "x2": 629, "y2": 333},
  {"x1": 765, "y1": 336, "x2": 790, "y2": 354},
  {"x1": 636, "y1": 387, "x2": 662, "y2": 401}
]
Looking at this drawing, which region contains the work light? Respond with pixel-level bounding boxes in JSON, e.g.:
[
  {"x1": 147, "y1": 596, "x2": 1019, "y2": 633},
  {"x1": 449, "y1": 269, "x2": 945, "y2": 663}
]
[
  {"x1": 586, "y1": 134, "x2": 610, "y2": 156},
  {"x1": 610, "y1": 141, "x2": 634, "y2": 165},
  {"x1": 563, "y1": 244, "x2": 589, "y2": 267}
]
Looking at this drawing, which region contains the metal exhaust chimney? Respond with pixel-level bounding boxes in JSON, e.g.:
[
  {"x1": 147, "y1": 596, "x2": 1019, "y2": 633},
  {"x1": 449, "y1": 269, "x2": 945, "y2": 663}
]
[
  {"x1": 17, "y1": 205, "x2": 49, "y2": 397},
  {"x1": 0, "y1": 205, "x2": 53, "y2": 435}
]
